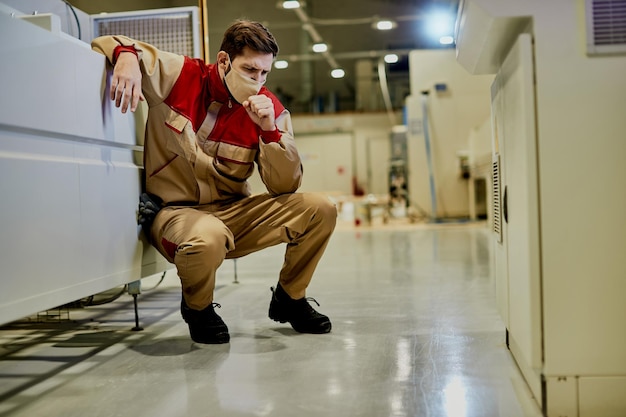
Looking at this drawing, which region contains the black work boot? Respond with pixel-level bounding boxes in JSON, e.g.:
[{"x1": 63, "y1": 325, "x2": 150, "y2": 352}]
[
  {"x1": 181, "y1": 299, "x2": 230, "y2": 344},
  {"x1": 269, "y1": 284, "x2": 332, "y2": 334}
]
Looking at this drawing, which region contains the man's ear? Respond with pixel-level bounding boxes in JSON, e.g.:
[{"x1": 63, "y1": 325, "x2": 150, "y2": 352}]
[{"x1": 216, "y1": 51, "x2": 229, "y2": 69}]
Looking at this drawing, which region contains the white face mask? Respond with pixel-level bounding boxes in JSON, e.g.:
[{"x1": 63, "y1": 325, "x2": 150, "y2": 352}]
[{"x1": 224, "y1": 58, "x2": 264, "y2": 104}]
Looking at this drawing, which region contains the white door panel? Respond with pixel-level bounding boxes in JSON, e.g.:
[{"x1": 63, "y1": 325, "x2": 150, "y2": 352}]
[{"x1": 491, "y1": 34, "x2": 542, "y2": 370}]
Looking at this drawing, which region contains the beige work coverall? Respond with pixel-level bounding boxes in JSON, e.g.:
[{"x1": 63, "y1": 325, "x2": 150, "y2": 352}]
[{"x1": 91, "y1": 36, "x2": 337, "y2": 310}]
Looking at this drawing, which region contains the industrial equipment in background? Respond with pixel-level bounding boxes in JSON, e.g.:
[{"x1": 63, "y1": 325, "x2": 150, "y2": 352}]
[{"x1": 456, "y1": 0, "x2": 626, "y2": 415}]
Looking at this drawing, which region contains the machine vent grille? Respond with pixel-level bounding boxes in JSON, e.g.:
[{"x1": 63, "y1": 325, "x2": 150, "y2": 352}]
[
  {"x1": 92, "y1": 7, "x2": 200, "y2": 58},
  {"x1": 492, "y1": 154, "x2": 503, "y2": 243},
  {"x1": 586, "y1": 0, "x2": 626, "y2": 54}
]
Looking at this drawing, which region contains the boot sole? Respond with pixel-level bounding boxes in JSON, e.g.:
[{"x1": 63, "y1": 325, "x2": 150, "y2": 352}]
[
  {"x1": 189, "y1": 330, "x2": 230, "y2": 344},
  {"x1": 269, "y1": 309, "x2": 332, "y2": 334}
]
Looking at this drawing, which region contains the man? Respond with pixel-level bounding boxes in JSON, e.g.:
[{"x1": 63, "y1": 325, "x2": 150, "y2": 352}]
[{"x1": 91, "y1": 20, "x2": 337, "y2": 344}]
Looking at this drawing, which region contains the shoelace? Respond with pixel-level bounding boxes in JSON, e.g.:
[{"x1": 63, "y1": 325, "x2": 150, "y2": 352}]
[
  {"x1": 270, "y1": 286, "x2": 321, "y2": 306},
  {"x1": 306, "y1": 297, "x2": 320, "y2": 307}
]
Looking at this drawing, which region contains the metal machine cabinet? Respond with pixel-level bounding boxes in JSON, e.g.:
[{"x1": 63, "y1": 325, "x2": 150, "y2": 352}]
[
  {"x1": 456, "y1": 0, "x2": 626, "y2": 415},
  {"x1": 0, "y1": 10, "x2": 171, "y2": 326}
]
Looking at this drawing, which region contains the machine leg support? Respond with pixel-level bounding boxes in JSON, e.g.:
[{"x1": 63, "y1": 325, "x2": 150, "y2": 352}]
[
  {"x1": 233, "y1": 259, "x2": 239, "y2": 284},
  {"x1": 131, "y1": 293, "x2": 143, "y2": 332}
]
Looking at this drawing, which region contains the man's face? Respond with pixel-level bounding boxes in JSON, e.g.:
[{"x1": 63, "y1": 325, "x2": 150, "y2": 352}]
[{"x1": 219, "y1": 47, "x2": 274, "y2": 84}]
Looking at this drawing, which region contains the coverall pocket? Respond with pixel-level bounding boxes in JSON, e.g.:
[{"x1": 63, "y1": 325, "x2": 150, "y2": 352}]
[{"x1": 164, "y1": 112, "x2": 196, "y2": 163}]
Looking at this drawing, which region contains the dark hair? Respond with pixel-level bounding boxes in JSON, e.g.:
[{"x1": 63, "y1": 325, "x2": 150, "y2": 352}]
[{"x1": 219, "y1": 20, "x2": 279, "y2": 59}]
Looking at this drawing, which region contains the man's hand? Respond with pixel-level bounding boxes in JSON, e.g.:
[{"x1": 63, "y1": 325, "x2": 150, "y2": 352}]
[
  {"x1": 137, "y1": 193, "x2": 162, "y2": 237},
  {"x1": 110, "y1": 52, "x2": 145, "y2": 113},
  {"x1": 243, "y1": 95, "x2": 276, "y2": 131},
  {"x1": 138, "y1": 192, "x2": 161, "y2": 225}
]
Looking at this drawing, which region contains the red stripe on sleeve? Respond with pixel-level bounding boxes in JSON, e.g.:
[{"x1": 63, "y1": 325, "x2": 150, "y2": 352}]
[
  {"x1": 113, "y1": 45, "x2": 138, "y2": 64},
  {"x1": 260, "y1": 128, "x2": 282, "y2": 143}
]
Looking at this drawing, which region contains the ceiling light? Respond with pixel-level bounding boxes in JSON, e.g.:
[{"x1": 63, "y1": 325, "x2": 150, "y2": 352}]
[
  {"x1": 330, "y1": 68, "x2": 345, "y2": 79},
  {"x1": 274, "y1": 60, "x2": 289, "y2": 69},
  {"x1": 312, "y1": 43, "x2": 328, "y2": 53},
  {"x1": 280, "y1": 1, "x2": 301, "y2": 9},
  {"x1": 425, "y1": 12, "x2": 455, "y2": 38},
  {"x1": 374, "y1": 20, "x2": 397, "y2": 31},
  {"x1": 439, "y1": 36, "x2": 455, "y2": 45},
  {"x1": 384, "y1": 54, "x2": 399, "y2": 64}
]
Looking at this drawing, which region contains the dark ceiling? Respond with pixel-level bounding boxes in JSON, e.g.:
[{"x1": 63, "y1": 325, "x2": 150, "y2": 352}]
[{"x1": 73, "y1": 0, "x2": 459, "y2": 114}]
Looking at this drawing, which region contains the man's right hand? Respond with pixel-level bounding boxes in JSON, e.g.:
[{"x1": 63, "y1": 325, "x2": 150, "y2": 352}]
[{"x1": 111, "y1": 52, "x2": 145, "y2": 113}]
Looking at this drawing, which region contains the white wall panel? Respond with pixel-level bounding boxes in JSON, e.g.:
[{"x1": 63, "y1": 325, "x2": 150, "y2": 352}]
[{"x1": 296, "y1": 133, "x2": 354, "y2": 195}]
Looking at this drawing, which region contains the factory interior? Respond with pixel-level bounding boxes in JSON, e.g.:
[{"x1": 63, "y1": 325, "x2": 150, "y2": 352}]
[{"x1": 0, "y1": 0, "x2": 625, "y2": 416}]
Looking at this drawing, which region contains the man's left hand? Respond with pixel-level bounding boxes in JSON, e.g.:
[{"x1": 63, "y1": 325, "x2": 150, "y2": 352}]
[
  {"x1": 243, "y1": 94, "x2": 275, "y2": 131},
  {"x1": 137, "y1": 192, "x2": 162, "y2": 238}
]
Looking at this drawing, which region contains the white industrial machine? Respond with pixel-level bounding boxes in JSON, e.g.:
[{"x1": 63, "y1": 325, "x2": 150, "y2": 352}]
[
  {"x1": 0, "y1": 4, "x2": 203, "y2": 325},
  {"x1": 456, "y1": 0, "x2": 626, "y2": 416}
]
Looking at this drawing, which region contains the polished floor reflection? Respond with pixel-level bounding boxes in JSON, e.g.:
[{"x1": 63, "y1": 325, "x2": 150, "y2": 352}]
[{"x1": 0, "y1": 222, "x2": 542, "y2": 417}]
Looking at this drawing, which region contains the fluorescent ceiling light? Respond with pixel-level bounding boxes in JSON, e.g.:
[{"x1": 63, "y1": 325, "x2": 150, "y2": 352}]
[
  {"x1": 274, "y1": 60, "x2": 289, "y2": 69},
  {"x1": 330, "y1": 68, "x2": 345, "y2": 79},
  {"x1": 312, "y1": 43, "x2": 328, "y2": 53},
  {"x1": 384, "y1": 54, "x2": 399, "y2": 64},
  {"x1": 374, "y1": 20, "x2": 396, "y2": 30},
  {"x1": 281, "y1": 1, "x2": 301, "y2": 9},
  {"x1": 439, "y1": 36, "x2": 454, "y2": 45}
]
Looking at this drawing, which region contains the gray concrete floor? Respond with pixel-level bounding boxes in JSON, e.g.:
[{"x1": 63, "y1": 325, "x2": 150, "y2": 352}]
[{"x1": 0, "y1": 222, "x2": 543, "y2": 417}]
